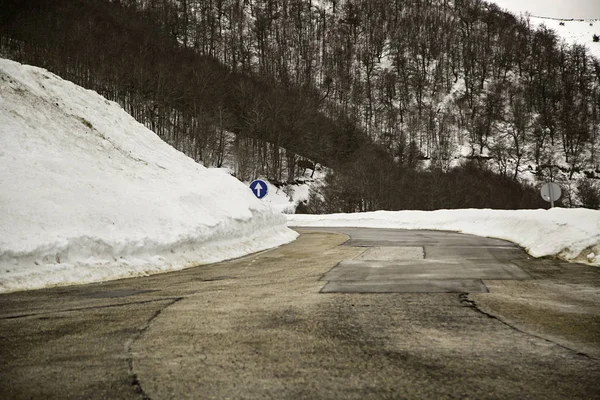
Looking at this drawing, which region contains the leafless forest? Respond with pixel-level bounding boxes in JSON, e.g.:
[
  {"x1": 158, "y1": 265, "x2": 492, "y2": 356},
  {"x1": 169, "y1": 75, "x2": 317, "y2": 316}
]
[{"x1": 1, "y1": 0, "x2": 599, "y2": 210}]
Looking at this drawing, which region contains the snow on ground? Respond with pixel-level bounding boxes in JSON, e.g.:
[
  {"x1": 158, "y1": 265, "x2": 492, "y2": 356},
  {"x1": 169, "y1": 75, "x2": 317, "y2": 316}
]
[
  {"x1": 490, "y1": 1, "x2": 600, "y2": 59},
  {"x1": 254, "y1": 179, "x2": 316, "y2": 214},
  {"x1": 288, "y1": 209, "x2": 600, "y2": 266},
  {"x1": 249, "y1": 180, "x2": 296, "y2": 214},
  {"x1": 530, "y1": 17, "x2": 600, "y2": 59},
  {"x1": 490, "y1": 0, "x2": 600, "y2": 20},
  {"x1": 0, "y1": 58, "x2": 297, "y2": 294}
]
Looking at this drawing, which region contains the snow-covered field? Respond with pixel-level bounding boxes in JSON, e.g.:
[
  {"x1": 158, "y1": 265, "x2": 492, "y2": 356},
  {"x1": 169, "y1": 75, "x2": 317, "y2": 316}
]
[
  {"x1": 491, "y1": 0, "x2": 600, "y2": 20},
  {"x1": 530, "y1": 17, "x2": 600, "y2": 59},
  {"x1": 0, "y1": 58, "x2": 297, "y2": 294},
  {"x1": 288, "y1": 209, "x2": 600, "y2": 266},
  {"x1": 491, "y1": 0, "x2": 600, "y2": 59}
]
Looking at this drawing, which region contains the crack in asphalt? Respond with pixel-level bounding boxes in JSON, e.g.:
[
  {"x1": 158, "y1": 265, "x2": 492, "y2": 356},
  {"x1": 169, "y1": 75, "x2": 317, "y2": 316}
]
[
  {"x1": 458, "y1": 293, "x2": 596, "y2": 360},
  {"x1": 0, "y1": 297, "x2": 184, "y2": 320},
  {"x1": 125, "y1": 297, "x2": 184, "y2": 400}
]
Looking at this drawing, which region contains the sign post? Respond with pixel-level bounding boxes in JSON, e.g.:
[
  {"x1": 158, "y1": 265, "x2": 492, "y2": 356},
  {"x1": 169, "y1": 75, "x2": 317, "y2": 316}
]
[
  {"x1": 540, "y1": 182, "x2": 561, "y2": 208},
  {"x1": 249, "y1": 179, "x2": 268, "y2": 199}
]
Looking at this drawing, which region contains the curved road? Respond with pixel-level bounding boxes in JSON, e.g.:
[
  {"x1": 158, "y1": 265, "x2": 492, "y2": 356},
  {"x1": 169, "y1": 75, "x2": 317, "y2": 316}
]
[{"x1": 1, "y1": 228, "x2": 599, "y2": 399}]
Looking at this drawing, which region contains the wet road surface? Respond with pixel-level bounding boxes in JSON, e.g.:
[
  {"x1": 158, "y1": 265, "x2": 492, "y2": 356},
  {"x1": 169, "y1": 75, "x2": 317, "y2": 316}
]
[{"x1": 1, "y1": 228, "x2": 599, "y2": 399}]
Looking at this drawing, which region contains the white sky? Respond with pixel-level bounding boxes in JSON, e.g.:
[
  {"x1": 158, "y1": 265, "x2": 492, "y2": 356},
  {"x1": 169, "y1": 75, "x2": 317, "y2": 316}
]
[{"x1": 491, "y1": 0, "x2": 600, "y2": 19}]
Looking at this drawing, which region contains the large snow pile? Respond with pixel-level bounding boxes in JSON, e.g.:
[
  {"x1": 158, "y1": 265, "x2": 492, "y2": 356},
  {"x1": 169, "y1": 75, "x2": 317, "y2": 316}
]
[
  {"x1": 288, "y1": 209, "x2": 600, "y2": 265},
  {"x1": 0, "y1": 58, "x2": 297, "y2": 293}
]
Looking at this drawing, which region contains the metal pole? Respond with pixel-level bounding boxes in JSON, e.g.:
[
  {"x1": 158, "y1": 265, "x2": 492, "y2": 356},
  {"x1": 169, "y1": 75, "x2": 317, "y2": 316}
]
[{"x1": 549, "y1": 183, "x2": 554, "y2": 208}]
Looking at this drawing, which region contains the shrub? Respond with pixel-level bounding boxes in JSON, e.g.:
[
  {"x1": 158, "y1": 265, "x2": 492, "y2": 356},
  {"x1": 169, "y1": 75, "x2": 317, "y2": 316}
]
[{"x1": 577, "y1": 179, "x2": 600, "y2": 209}]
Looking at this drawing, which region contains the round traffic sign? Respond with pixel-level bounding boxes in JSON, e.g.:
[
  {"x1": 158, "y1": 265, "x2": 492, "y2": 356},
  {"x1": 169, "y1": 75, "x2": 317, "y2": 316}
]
[
  {"x1": 249, "y1": 179, "x2": 268, "y2": 199},
  {"x1": 540, "y1": 182, "x2": 561, "y2": 202}
]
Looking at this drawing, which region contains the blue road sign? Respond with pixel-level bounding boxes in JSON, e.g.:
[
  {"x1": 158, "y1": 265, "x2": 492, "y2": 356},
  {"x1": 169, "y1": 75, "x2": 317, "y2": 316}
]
[{"x1": 250, "y1": 179, "x2": 268, "y2": 199}]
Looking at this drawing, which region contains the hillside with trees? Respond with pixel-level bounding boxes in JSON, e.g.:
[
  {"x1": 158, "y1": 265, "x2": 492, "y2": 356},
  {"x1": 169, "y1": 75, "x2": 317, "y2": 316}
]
[{"x1": 1, "y1": 0, "x2": 599, "y2": 210}]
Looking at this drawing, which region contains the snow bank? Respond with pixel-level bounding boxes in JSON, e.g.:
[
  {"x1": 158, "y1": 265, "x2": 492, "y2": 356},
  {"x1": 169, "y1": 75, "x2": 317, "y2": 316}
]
[
  {"x1": 0, "y1": 58, "x2": 297, "y2": 293},
  {"x1": 250, "y1": 179, "x2": 314, "y2": 214},
  {"x1": 288, "y1": 209, "x2": 600, "y2": 265},
  {"x1": 252, "y1": 180, "x2": 296, "y2": 214}
]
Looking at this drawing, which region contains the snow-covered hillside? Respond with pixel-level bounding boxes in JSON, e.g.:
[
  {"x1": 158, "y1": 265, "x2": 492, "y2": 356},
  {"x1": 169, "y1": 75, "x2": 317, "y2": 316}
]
[
  {"x1": 252, "y1": 178, "x2": 313, "y2": 214},
  {"x1": 530, "y1": 17, "x2": 600, "y2": 59},
  {"x1": 491, "y1": 0, "x2": 600, "y2": 20},
  {"x1": 491, "y1": 0, "x2": 600, "y2": 59},
  {"x1": 0, "y1": 58, "x2": 297, "y2": 294}
]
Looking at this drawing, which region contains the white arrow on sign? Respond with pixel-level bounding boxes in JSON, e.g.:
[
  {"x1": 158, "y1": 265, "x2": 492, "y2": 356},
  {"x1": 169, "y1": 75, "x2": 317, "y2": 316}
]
[{"x1": 253, "y1": 182, "x2": 263, "y2": 197}]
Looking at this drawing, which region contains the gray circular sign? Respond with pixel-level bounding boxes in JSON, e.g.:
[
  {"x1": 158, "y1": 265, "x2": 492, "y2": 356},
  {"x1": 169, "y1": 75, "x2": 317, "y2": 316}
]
[{"x1": 540, "y1": 182, "x2": 561, "y2": 202}]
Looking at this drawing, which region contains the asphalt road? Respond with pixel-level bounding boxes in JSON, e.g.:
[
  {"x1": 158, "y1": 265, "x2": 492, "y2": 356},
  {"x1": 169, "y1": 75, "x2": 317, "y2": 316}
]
[{"x1": 0, "y1": 228, "x2": 599, "y2": 399}]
